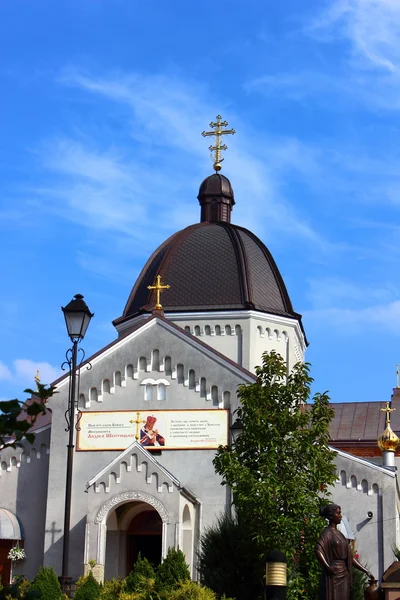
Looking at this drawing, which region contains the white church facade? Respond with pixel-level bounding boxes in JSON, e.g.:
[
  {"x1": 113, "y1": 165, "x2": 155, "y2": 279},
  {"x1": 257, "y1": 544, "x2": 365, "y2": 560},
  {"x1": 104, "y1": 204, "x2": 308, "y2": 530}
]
[{"x1": 1, "y1": 157, "x2": 399, "y2": 584}]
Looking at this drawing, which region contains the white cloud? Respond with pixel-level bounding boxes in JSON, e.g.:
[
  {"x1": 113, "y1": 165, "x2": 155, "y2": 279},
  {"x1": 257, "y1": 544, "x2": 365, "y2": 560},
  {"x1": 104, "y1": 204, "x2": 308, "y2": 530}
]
[
  {"x1": 13, "y1": 359, "x2": 60, "y2": 386},
  {"x1": 309, "y1": 0, "x2": 400, "y2": 73},
  {"x1": 23, "y1": 68, "x2": 335, "y2": 264},
  {"x1": 304, "y1": 277, "x2": 400, "y2": 334},
  {"x1": 248, "y1": 0, "x2": 400, "y2": 112},
  {"x1": 0, "y1": 361, "x2": 12, "y2": 381}
]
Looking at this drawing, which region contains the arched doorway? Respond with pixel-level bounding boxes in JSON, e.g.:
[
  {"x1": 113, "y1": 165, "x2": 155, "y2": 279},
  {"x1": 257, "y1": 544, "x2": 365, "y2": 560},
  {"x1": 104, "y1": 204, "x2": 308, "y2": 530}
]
[
  {"x1": 104, "y1": 501, "x2": 163, "y2": 579},
  {"x1": 126, "y1": 510, "x2": 162, "y2": 571}
]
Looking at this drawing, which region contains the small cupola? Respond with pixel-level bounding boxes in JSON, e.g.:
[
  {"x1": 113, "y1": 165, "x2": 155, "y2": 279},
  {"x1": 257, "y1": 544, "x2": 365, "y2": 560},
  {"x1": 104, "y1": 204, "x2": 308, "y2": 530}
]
[{"x1": 197, "y1": 173, "x2": 235, "y2": 223}]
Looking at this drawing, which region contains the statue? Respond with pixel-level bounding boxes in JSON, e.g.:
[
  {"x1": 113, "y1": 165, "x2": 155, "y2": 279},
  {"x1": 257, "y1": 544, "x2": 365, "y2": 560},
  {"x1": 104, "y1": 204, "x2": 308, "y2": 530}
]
[{"x1": 315, "y1": 504, "x2": 374, "y2": 600}]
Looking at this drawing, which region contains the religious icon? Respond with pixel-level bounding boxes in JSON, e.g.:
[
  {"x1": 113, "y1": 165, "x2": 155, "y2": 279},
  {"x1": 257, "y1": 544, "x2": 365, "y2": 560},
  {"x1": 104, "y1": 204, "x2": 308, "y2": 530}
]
[{"x1": 140, "y1": 415, "x2": 165, "y2": 447}]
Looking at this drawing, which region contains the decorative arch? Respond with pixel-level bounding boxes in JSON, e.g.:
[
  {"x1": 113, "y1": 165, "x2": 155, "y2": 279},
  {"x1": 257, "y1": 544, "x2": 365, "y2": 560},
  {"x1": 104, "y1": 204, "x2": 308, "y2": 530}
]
[{"x1": 95, "y1": 491, "x2": 171, "y2": 525}]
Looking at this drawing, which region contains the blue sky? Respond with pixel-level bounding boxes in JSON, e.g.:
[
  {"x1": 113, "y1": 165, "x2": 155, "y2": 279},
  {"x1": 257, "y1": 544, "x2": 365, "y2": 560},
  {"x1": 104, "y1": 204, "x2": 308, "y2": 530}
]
[{"x1": 1, "y1": 0, "x2": 400, "y2": 404}]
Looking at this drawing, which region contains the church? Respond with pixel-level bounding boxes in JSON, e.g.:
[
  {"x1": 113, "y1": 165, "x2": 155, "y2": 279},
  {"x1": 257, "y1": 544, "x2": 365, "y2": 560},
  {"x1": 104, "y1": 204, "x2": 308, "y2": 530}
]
[{"x1": 0, "y1": 116, "x2": 399, "y2": 586}]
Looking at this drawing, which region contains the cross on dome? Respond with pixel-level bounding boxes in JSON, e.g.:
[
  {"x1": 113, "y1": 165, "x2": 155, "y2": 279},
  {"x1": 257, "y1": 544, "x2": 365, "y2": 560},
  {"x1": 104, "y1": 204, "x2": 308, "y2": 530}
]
[
  {"x1": 202, "y1": 115, "x2": 235, "y2": 172},
  {"x1": 147, "y1": 275, "x2": 170, "y2": 311}
]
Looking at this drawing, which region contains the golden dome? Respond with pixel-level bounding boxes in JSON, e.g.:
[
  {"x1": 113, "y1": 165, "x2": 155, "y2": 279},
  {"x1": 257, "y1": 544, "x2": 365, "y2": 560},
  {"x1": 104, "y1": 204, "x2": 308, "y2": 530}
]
[{"x1": 378, "y1": 424, "x2": 399, "y2": 452}]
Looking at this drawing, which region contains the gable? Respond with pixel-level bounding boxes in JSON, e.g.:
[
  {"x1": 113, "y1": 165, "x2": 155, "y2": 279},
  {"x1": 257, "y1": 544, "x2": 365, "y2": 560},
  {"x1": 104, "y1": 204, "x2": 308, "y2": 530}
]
[{"x1": 59, "y1": 317, "x2": 252, "y2": 414}]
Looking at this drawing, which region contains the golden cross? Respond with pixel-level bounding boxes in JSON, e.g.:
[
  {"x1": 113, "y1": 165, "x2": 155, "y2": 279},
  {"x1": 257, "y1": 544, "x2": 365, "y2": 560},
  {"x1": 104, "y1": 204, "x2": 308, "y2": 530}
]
[
  {"x1": 35, "y1": 370, "x2": 40, "y2": 392},
  {"x1": 381, "y1": 402, "x2": 396, "y2": 427},
  {"x1": 147, "y1": 274, "x2": 170, "y2": 310},
  {"x1": 202, "y1": 115, "x2": 235, "y2": 172},
  {"x1": 129, "y1": 411, "x2": 146, "y2": 441}
]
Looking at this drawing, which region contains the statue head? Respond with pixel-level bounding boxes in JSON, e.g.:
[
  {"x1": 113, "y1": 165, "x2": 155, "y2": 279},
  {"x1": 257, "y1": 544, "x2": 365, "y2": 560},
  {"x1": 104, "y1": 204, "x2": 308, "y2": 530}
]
[{"x1": 319, "y1": 503, "x2": 342, "y2": 524}]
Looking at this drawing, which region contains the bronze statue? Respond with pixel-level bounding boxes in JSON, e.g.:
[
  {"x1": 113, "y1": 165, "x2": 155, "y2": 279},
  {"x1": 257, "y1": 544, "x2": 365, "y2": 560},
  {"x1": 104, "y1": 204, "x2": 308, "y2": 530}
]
[{"x1": 316, "y1": 504, "x2": 374, "y2": 600}]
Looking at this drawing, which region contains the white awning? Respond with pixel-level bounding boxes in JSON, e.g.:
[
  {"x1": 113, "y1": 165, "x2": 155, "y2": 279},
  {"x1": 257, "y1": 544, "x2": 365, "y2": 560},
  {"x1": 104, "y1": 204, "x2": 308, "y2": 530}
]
[{"x1": 0, "y1": 509, "x2": 23, "y2": 540}]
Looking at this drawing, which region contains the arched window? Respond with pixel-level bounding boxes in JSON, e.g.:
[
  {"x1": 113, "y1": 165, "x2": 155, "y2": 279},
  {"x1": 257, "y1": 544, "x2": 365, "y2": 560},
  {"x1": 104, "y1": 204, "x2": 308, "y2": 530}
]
[
  {"x1": 189, "y1": 369, "x2": 196, "y2": 390},
  {"x1": 139, "y1": 357, "x2": 147, "y2": 372},
  {"x1": 152, "y1": 350, "x2": 160, "y2": 371},
  {"x1": 145, "y1": 384, "x2": 153, "y2": 402},
  {"x1": 177, "y1": 364, "x2": 184, "y2": 384},
  {"x1": 157, "y1": 383, "x2": 166, "y2": 401},
  {"x1": 205, "y1": 325, "x2": 211, "y2": 335},
  {"x1": 225, "y1": 325, "x2": 232, "y2": 335},
  {"x1": 211, "y1": 385, "x2": 218, "y2": 406},
  {"x1": 200, "y1": 377, "x2": 207, "y2": 399},
  {"x1": 215, "y1": 325, "x2": 221, "y2": 336},
  {"x1": 164, "y1": 356, "x2": 172, "y2": 376},
  {"x1": 194, "y1": 325, "x2": 201, "y2": 336}
]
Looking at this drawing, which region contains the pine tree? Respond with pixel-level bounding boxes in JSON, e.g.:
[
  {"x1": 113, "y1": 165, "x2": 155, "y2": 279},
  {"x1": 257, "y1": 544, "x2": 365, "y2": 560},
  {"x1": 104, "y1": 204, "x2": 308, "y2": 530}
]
[
  {"x1": 74, "y1": 571, "x2": 100, "y2": 600},
  {"x1": 156, "y1": 548, "x2": 190, "y2": 591},
  {"x1": 213, "y1": 351, "x2": 337, "y2": 600},
  {"x1": 29, "y1": 566, "x2": 63, "y2": 600},
  {"x1": 125, "y1": 554, "x2": 156, "y2": 593}
]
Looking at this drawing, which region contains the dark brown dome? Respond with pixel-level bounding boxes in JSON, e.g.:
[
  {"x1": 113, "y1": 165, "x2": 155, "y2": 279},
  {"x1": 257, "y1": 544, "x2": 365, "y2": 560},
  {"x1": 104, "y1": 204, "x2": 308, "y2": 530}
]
[{"x1": 114, "y1": 221, "x2": 302, "y2": 327}]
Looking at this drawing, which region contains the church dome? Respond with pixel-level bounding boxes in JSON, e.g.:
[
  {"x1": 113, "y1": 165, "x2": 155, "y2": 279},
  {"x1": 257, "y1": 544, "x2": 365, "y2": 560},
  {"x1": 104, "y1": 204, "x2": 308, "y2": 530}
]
[{"x1": 113, "y1": 173, "x2": 303, "y2": 330}]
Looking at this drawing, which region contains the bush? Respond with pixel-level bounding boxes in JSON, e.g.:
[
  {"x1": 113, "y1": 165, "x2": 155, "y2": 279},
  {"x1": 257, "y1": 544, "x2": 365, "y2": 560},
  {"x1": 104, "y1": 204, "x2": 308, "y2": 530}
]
[
  {"x1": 167, "y1": 581, "x2": 229, "y2": 600},
  {"x1": 156, "y1": 548, "x2": 190, "y2": 591},
  {"x1": 350, "y1": 567, "x2": 369, "y2": 600},
  {"x1": 125, "y1": 555, "x2": 156, "y2": 593},
  {"x1": 30, "y1": 566, "x2": 63, "y2": 600},
  {"x1": 99, "y1": 578, "x2": 126, "y2": 600},
  {"x1": 0, "y1": 578, "x2": 40, "y2": 600},
  {"x1": 74, "y1": 571, "x2": 100, "y2": 600},
  {"x1": 198, "y1": 513, "x2": 261, "y2": 600}
]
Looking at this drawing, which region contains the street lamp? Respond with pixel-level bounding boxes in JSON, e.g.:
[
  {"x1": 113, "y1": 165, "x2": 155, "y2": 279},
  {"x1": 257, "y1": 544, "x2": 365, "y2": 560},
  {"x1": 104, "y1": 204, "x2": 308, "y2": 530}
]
[{"x1": 59, "y1": 294, "x2": 93, "y2": 595}]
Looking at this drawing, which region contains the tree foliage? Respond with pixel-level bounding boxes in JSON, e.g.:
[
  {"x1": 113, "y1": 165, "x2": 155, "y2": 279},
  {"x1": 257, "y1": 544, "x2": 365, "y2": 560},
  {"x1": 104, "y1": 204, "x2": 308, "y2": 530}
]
[
  {"x1": 156, "y1": 548, "x2": 190, "y2": 591},
  {"x1": 0, "y1": 382, "x2": 56, "y2": 450},
  {"x1": 198, "y1": 513, "x2": 261, "y2": 600},
  {"x1": 212, "y1": 351, "x2": 337, "y2": 600},
  {"x1": 29, "y1": 565, "x2": 64, "y2": 600},
  {"x1": 74, "y1": 571, "x2": 101, "y2": 600}
]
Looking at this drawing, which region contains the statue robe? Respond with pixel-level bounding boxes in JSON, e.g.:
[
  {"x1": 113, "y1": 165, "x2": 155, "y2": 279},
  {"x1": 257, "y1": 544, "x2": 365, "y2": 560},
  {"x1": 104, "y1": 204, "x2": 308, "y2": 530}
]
[{"x1": 316, "y1": 527, "x2": 353, "y2": 600}]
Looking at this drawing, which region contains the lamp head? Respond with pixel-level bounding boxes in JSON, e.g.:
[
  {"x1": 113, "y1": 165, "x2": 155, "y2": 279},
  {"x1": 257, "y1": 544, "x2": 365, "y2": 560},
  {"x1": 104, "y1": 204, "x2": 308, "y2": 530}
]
[{"x1": 62, "y1": 294, "x2": 94, "y2": 342}]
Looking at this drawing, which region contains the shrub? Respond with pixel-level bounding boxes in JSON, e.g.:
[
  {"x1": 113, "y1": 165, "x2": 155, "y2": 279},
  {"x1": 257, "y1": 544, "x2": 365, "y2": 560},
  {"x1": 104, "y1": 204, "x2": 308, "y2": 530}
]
[
  {"x1": 0, "y1": 578, "x2": 40, "y2": 600},
  {"x1": 167, "y1": 581, "x2": 226, "y2": 600},
  {"x1": 350, "y1": 567, "x2": 369, "y2": 600},
  {"x1": 156, "y1": 548, "x2": 190, "y2": 591},
  {"x1": 125, "y1": 555, "x2": 156, "y2": 593},
  {"x1": 74, "y1": 571, "x2": 100, "y2": 600},
  {"x1": 198, "y1": 513, "x2": 261, "y2": 600},
  {"x1": 30, "y1": 566, "x2": 63, "y2": 600},
  {"x1": 99, "y1": 578, "x2": 126, "y2": 600}
]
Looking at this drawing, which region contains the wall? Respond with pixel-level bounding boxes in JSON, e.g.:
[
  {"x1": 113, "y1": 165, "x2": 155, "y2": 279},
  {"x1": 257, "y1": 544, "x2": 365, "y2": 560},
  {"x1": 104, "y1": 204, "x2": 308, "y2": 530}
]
[
  {"x1": 331, "y1": 451, "x2": 399, "y2": 580},
  {"x1": 42, "y1": 318, "x2": 251, "y2": 580},
  {"x1": 0, "y1": 429, "x2": 50, "y2": 580}
]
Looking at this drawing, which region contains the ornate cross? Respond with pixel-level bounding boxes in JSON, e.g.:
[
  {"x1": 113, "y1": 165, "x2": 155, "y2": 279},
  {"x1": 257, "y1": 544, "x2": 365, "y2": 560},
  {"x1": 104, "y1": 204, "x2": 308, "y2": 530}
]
[
  {"x1": 381, "y1": 402, "x2": 396, "y2": 426},
  {"x1": 202, "y1": 115, "x2": 235, "y2": 172},
  {"x1": 129, "y1": 411, "x2": 146, "y2": 440},
  {"x1": 147, "y1": 274, "x2": 170, "y2": 310}
]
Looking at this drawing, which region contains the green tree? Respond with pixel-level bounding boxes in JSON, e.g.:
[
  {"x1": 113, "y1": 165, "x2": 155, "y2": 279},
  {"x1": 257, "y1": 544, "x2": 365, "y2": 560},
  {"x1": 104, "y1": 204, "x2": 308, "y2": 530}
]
[
  {"x1": 29, "y1": 565, "x2": 63, "y2": 600},
  {"x1": 213, "y1": 351, "x2": 337, "y2": 600},
  {"x1": 0, "y1": 382, "x2": 56, "y2": 449},
  {"x1": 156, "y1": 548, "x2": 190, "y2": 591}
]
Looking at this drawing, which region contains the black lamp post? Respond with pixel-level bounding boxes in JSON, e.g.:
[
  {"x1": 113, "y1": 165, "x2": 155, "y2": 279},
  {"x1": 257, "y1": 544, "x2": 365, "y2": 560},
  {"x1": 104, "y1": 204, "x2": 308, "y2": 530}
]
[{"x1": 59, "y1": 294, "x2": 93, "y2": 595}]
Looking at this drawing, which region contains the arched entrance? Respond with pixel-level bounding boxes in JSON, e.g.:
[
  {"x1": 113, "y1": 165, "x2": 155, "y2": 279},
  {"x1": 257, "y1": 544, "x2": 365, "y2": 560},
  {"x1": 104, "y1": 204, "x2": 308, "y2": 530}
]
[
  {"x1": 126, "y1": 510, "x2": 162, "y2": 571},
  {"x1": 101, "y1": 495, "x2": 167, "y2": 580}
]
